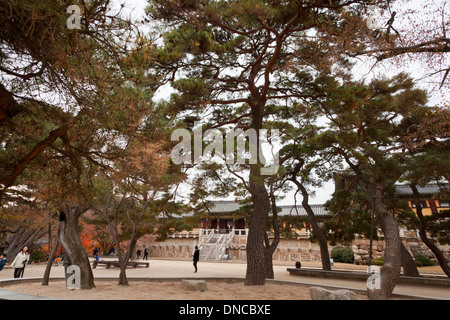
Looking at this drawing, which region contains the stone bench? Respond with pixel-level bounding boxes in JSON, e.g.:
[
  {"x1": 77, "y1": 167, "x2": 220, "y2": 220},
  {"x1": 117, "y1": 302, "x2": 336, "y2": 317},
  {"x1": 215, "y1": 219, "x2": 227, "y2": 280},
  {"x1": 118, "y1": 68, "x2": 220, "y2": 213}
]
[
  {"x1": 287, "y1": 268, "x2": 450, "y2": 287},
  {"x1": 92, "y1": 260, "x2": 149, "y2": 269}
]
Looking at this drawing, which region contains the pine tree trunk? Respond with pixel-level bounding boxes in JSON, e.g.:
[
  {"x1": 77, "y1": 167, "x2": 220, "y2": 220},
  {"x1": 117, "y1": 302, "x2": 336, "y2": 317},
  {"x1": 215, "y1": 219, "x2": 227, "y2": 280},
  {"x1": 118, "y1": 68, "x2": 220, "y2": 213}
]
[
  {"x1": 364, "y1": 180, "x2": 402, "y2": 300},
  {"x1": 264, "y1": 248, "x2": 275, "y2": 279},
  {"x1": 58, "y1": 206, "x2": 95, "y2": 290},
  {"x1": 117, "y1": 237, "x2": 138, "y2": 286},
  {"x1": 42, "y1": 237, "x2": 60, "y2": 286},
  {"x1": 245, "y1": 166, "x2": 270, "y2": 286},
  {"x1": 401, "y1": 243, "x2": 420, "y2": 277},
  {"x1": 118, "y1": 265, "x2": 128, "y2": 286},
  {"x1": 296, "y1": 181, "x2": 331, "y2": 271},
  {"x1": 411, "y1": 184, "x2": 450, "y2": 277},
  {"x1": 263, "y1": 191, "x2": 281, "y2": 279}
]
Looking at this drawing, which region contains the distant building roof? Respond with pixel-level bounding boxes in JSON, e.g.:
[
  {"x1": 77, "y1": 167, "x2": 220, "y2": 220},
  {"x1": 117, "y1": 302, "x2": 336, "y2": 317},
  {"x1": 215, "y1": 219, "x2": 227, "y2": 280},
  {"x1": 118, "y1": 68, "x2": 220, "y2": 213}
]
[
  {"x1": 207, "y1": 200, "x2": 241, "y2": 213},
  {"x1": 279, "y1": 204, "x2": 330, "y2": 217},
  {"x1": 196, "y1": 200, "x2": 330, "y2": 217},
  {"x1": 395, "y1": 184, "x2": 448, "y2": 197}
]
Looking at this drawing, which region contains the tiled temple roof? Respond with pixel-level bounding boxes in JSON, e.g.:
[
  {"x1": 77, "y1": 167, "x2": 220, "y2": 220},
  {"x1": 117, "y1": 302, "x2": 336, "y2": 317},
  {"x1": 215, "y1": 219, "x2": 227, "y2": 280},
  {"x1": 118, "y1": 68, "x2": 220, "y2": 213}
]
[
  {"x1": 196, "y1": 200, "x2": 330, "y2": 217},
  {"x1": 395, "y1": 184, "x2": 448, "y2": 197}
]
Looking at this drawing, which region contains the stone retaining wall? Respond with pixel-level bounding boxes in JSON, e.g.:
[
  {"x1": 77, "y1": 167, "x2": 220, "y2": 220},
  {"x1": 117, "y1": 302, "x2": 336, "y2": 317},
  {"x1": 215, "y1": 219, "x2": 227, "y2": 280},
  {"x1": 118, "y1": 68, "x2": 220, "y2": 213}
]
[
  {"x1": 140, "y1": 233, "x2": 450, "y2": 265},
  {"x1": 147, "y1": 238, "x2": 197, "y2": 260}
]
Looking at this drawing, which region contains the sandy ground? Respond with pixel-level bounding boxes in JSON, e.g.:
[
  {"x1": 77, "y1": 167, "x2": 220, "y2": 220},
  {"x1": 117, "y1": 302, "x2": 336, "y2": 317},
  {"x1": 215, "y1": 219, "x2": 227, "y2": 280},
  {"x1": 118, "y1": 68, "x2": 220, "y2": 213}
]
[
  {"x1": 0, "y1": 259, "x2": 448, "y2": 300},
  {"x1": 5, "y1": 279, "x2": 364, "y2": 300}
]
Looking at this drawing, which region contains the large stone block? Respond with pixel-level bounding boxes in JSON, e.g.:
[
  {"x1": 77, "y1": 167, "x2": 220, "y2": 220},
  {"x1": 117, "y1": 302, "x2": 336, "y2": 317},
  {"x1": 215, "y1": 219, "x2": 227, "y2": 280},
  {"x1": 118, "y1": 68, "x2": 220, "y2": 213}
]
[
  {"x1": 309, "y1": 286, "x2": 357, "y2": 300},
  {"x1": 182, "y1": 280, "x2": 208, "y2": 292}
]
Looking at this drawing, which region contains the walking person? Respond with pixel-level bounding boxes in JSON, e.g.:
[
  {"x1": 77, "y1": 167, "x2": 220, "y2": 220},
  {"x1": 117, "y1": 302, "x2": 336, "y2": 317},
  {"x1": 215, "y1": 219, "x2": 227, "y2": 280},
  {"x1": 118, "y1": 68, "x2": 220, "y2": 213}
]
[
  {"x1": 0, "y1": 253, "x2": 6, "y2": 271},
  {"x1": 10, "y1": 246, "x2": 30, "y2": 278},
  {"x1": 93, "y1": 248, "x2": 100, "y2": 261},
  {"x1": 143, "y1": 247, "x2": 149, "y2": 261},
  {"x1": 193, "y1": 246, "x2": 200, "y2": 273},
  {"x1": 136, "y1": 249, "x2": 141, "y2": 260}
]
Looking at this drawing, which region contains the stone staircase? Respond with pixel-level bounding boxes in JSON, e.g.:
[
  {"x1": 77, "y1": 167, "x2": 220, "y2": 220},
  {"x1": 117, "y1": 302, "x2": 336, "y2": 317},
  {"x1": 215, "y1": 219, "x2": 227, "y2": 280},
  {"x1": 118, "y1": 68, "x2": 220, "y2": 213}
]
[{"x1": 199, "y1": 231, "x2": 234, "y2": 261}]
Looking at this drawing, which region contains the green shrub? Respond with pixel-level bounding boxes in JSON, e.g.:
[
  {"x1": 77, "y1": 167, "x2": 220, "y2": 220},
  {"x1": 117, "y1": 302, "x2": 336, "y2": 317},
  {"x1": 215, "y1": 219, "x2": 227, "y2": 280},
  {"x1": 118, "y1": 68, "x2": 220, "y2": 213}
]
[
  {"x1": 371, "y1": 257, "x2": 384, "y2": 266},
  {"x1": 414, "y1": 259, "x2": 423, "y2": 268},
  {"x1": 414, "y1": 254, "x2": 434, "y2": 266},
  {"x1": 31, "y1": 250, "x2": 45, "y2": 262},
  {"x1": 331, "y1": 246, "x2": 354, "y2": 264}
]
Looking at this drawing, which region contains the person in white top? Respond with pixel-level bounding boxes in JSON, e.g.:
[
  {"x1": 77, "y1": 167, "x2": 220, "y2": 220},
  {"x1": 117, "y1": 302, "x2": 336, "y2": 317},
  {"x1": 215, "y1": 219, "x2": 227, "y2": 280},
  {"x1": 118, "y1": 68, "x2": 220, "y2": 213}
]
[{"x1": 10, "y1": 246, "x2": 30, "y2": 278}]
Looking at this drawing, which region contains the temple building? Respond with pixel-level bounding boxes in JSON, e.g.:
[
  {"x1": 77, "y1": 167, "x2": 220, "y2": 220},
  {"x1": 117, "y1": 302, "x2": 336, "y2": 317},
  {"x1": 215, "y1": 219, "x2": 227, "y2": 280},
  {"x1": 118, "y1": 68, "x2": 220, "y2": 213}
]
[
  {"x1": 197, "y1": 200, "x2": 330, "y2": 235},
  {"x1": 395, "y1": 184, "x2": 449, "y2": 215},
  {"x1": 139, "y1": 183, "x2": 449, "y2": 264}
]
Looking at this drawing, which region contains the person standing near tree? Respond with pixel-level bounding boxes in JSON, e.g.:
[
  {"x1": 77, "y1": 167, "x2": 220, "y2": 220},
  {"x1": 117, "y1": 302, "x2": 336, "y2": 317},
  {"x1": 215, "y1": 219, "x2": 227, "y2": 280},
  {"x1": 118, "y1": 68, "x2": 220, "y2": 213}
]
[
  {"x1": 193, "y1": 246, "x2": 200, "y2": 273},
  {"x1": 143, "y1": 247, "x2": 149, "y2": 261},
  {"x1": 10, "y1": 246, "x2": 30, "y2": 278},
  {"x1": 136, "y1": 249, "x2": 141, "y2": 260}
]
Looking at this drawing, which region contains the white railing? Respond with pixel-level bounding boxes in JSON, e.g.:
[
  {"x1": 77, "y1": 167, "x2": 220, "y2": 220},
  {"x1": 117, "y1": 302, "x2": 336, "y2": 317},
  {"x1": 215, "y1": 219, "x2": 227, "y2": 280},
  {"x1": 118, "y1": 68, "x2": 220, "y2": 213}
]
[
  {"x1": 234, "y1": 229, "x2": 248, "y2": 236},
  {"x1": 198, "y1": 229, "x2": 214, "y2": 245},
  {"x1": 172, "y1": 228, "x2": 308, "y2": 240},
  {"x1": 297, "y1": 230, "x2": 311, "y2": 238},
  {"x1": 170, "y1": 228, "x2": 249, "y2": 261},
  {"x1": 216, "y1": 230, "x2": 235, "y2": 260},
  {"x1": 197, "y1": 229, "x2": 213, "y2": 253},
  {"x1": 171, "y1": 230, "x2": 201, "y2": 238},
  {"x1": 199, "y1": 232, "x2": 221, "y2": 261},
  {"x1": 197, "y1": 229, "x2": 248, "y2": 261},
  {"x1": 200, "y1": 228, "x2": 248, "y2": 236}
]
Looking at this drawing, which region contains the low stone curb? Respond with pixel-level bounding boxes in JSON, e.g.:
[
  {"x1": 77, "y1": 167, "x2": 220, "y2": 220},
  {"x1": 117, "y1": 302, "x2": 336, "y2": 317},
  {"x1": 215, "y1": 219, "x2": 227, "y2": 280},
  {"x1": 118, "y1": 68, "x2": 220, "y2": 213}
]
[
  {"x1": 287, "y1": 268, "x2": 450, "y2": 287},
  {"x1": 0, "y1": 276, "x2": 446, "y2": 300}
]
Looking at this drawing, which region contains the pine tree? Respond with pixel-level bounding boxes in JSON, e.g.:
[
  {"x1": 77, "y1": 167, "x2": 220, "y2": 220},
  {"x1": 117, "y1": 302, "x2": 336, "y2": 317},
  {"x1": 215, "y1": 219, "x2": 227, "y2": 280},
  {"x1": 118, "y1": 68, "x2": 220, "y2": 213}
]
[
  {"x1": 146, "y1": 0, "x2": 390, "y2": 286},
  {"x1": 318, "y1": 73, "x2": 429, "y2": 299}
]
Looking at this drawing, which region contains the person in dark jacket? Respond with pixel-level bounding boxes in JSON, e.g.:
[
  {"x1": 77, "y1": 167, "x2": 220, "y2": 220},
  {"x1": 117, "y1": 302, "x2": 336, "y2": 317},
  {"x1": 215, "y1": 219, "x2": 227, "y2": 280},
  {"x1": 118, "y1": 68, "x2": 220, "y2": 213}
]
[
  {"x1": 0, "y1": 253, "x2": 6, "y2": 271},
  {"x1": 143, "y1": 247, "x2": 149, "y2": 260},
  {"x1": 193, "y1": 246, "x2": 200, "y2": 273}
]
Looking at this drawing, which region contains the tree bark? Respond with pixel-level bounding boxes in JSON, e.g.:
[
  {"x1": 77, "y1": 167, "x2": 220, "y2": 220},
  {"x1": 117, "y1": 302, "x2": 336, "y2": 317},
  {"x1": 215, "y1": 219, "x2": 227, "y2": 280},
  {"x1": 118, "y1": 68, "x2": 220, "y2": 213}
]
[
  {"x1": 42, "y1": 237, "x2": 60, "y2": 286},
  {"x1": 106, "y1": 220, "x2": 129, "y2": 286},
  {"x1": 400, "y1": 243, "x2": 420, "y2": 277},
  {"x1": 264, "y1": 191, "x2": 280, "y2": 279},
  {"x1": 410, "y1": 184, "x2": 450, "y2": 277},
  {"x1": 364, "y1": 180, "x2": 402, "y2": 300},
  {"x1": 118, "y1": 237, "x2": 138, "y2": 286},
  {"x1": 293, "y1": 179, "x2": 331, "y2": 271},
  {"x1": 245, "y1": 166, "x2": 271, "y2": 286},
  {"x1": 58, "y1": 206, "x2": 95, "y2": 289}
]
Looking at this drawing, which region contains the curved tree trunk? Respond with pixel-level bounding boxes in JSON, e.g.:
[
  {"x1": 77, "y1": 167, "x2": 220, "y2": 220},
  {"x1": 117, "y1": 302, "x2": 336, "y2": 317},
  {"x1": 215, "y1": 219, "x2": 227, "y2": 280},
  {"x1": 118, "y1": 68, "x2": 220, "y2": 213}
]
[
  {"x1": 364, "y1": 180, "x2": 402, "y2": 300},
  {"x1": 106, "y1": 221, "x2": 129, "y2": 286},
  {"x1": 264, "y1": 191, "x2": 280, "y2": 279},
  {"x1": 118, "y1": 250, "x2": 129, "y2": 286},
  {"x1": 118, "y1": 237, "x2": 138, "y2": 286},
  {"x1": 410, "y1": 184, "x2": 450, "y2": 277},
  {"x1": 58, "y1": 206, "x2": 95, "y2": 290},
  {"x1": 294, "y1": 180, "x2": 331, "y2": 271},
  {"x1": 42, "y1": 237, "x2": 60, "y2": 286},
  {"x1": 401, "y1": 243, "x2": 420, "y2": 277}
]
